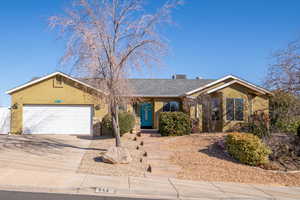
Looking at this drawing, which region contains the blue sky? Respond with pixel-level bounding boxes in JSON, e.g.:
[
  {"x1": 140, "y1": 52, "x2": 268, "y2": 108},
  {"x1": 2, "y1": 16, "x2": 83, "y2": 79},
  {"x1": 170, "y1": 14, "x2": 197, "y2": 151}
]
[{"x1": 0, "y1": 0, "x2": 299, "y2": 106}]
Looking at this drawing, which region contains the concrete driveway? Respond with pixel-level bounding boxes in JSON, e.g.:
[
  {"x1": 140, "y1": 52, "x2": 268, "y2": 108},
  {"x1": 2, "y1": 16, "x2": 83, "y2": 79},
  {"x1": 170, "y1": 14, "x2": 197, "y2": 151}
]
[{"x1": 0, "y1": 135, "x2": 92, "y2": 173}]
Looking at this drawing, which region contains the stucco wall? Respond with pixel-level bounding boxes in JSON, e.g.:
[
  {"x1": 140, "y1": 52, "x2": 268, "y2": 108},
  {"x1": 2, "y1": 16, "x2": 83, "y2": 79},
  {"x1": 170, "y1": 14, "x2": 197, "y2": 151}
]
[
  {"x1": 10, "y1": 75, "x2": 108, "y2": 134},
  {"x1": 190, "y1": 82, "x2": 270, "y2": 132},
  {"x1": 220, "y1": 84, "x2": 251, "y2": 131},
  {"x1": 219, "y1": 83, "x2": 269, "y2": 131},
  {"x1": 252, "y1": 95, "x2": 269, "y2": 115}
]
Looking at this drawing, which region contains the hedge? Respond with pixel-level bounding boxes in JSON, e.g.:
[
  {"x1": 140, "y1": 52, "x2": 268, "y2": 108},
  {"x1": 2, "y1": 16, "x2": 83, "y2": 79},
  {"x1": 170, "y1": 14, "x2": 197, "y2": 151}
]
[
  {"x1": 225, "y1": 132, "x2": 272, "y2": 166},
  {"x1": 102, "y1": 111, "x2": 135, "y2": 136},
  {"x1": 159, "y1": 112, "x2": 191, "y2": 136}
]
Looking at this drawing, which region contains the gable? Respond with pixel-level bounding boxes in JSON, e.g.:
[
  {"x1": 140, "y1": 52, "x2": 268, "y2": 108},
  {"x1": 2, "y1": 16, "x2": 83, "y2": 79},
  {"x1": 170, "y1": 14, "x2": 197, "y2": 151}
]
[
  {"x1": 186, "y1": 75, "x2": 272, "y2": 97},
  {"x1": 6, "y1": 72, "x2": 105, "y2": 95},
  {"x1": 10, "y1": 75, "x2": 102, "y2": 104}
]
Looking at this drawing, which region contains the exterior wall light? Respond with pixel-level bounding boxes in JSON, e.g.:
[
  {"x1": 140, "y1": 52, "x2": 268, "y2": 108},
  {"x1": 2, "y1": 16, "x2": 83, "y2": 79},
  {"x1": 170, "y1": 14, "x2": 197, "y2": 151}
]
[
  {"x1": 95, "y1": 105, "x2": 100, "y2": 110},
  {"x1": 12, "y1": 103, "x2": 18, "y2": 109}
]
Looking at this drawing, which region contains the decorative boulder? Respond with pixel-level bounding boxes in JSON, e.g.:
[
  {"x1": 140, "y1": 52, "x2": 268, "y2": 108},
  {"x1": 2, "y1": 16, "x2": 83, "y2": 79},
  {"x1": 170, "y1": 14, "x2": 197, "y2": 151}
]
[{"x1": 102, "y1": 146, "x2": 132, "y2": 164}]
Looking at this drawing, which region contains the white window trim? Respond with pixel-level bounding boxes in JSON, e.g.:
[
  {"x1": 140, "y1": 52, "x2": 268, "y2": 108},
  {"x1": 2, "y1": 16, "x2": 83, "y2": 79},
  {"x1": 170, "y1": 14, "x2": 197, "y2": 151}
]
[{"x1": 6, "y1": 72, "x2": 107, "y2": 95}]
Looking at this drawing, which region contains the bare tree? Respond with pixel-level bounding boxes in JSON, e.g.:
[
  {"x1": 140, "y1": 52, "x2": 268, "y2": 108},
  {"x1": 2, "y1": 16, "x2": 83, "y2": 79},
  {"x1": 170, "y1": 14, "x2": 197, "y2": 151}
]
[
  {"x1": 265, "y1": 40, "x2": 300, "y2": 94},
  {"x1": 49, "y1": 0, "x2": 181, "y2": 148}
]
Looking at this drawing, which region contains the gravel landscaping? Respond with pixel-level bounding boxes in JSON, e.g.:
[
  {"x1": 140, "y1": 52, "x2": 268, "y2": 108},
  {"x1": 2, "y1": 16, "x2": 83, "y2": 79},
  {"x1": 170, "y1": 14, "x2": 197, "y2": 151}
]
[
  {"x1": 164, "y1": 133, "x2": 300, "y2": 186},
  {"x1": 78, "y1": 131, "x2": 300, "y2": 186},
  {"x1": 77, "y1": 133, "x2": 148, "y2": 177}
]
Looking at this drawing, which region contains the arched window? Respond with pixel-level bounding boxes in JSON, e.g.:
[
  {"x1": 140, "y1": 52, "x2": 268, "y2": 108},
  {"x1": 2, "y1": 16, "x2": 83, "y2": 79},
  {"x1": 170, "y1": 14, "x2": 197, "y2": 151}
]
[{"x1": 163, "y1": 101, "x2": 180, "y2": 112}]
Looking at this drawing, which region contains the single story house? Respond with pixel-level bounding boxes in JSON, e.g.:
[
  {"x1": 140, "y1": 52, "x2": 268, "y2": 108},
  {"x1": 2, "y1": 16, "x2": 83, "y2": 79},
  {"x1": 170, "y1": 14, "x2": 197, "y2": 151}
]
[{"x1": 6, "y1": 72, "x2": 272, "y2": 135}]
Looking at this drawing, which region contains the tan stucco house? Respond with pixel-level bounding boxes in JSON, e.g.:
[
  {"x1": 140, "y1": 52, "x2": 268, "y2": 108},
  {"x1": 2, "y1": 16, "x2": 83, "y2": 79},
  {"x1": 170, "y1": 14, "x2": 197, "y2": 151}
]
[{"x1": 6, "y1": 72, "x2": 272, "y2": 135}]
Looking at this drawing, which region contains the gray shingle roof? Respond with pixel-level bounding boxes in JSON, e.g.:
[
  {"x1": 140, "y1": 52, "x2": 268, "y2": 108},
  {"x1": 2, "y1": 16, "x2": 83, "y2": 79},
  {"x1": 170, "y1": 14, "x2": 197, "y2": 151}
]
[
  {"x1": 81, "y1": 78, "x2": 215, "y2": 97},
  {"x1": 128, "y1": 78, "x2": 215, "y2": 96},
  {"x1": 11, "y1": 72, "x2": 215, "y2": 97}
]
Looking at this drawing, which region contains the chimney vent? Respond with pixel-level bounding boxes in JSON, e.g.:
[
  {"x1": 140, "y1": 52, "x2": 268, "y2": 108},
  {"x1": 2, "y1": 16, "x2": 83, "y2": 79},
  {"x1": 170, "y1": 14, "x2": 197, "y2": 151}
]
[{"x1": 172, "y1": 74, "x2": 187, "y2": 79}]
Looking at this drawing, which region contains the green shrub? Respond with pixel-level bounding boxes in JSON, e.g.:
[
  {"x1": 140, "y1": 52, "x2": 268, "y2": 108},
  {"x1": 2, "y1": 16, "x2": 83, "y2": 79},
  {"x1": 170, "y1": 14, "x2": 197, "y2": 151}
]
[
  {"x1": 275, "y1": 120, "x2": 300, "y2": 134},
  {"x1": 240, "y1": 112, "x2": 270, "y2": 138},
  {"x1": 102, "y1": 111, "x2": 135, "y2": 136},
  {"x1": 159, "y1": 112, "x2": 191, "y2": 136},
  {"x1": 241, "y1": 121, "x2": 270, "y2": 139},
  {"x1": 225, "y1": 132, "x2": 272, "y2": 166},
  {"x1": 270, "y1": 90, "x2": 300, "y2": 134}
]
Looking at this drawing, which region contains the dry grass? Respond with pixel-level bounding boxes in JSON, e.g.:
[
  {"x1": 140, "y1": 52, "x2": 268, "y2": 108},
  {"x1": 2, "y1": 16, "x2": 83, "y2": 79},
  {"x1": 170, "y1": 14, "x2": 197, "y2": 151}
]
[
  {"x1": 77, "y1": 133, "x2": 148, "y2": 177},
  {"x1": 164, "y1": 133, "x2": 300, "y2": 186}
]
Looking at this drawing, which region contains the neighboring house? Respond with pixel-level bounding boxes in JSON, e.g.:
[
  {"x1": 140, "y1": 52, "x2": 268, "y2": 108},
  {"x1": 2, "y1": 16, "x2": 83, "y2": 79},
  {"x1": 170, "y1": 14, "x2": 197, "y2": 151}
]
[{"x1": 6, "y1": 72, "x2": 272, "y2": 135}]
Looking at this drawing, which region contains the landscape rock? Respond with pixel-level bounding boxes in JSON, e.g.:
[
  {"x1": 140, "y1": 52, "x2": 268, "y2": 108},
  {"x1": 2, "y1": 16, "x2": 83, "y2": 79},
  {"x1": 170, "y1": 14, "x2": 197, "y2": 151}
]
[{"x1": 102, "y1": 146, "x2": 132, "y2": 164}]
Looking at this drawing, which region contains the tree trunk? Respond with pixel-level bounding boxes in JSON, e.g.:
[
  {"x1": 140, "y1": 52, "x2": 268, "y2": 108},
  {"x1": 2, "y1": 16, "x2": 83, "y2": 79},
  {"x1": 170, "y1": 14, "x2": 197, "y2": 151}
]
[{"x1": 111, "y1": 100, "x2": 121, "y2": 147}]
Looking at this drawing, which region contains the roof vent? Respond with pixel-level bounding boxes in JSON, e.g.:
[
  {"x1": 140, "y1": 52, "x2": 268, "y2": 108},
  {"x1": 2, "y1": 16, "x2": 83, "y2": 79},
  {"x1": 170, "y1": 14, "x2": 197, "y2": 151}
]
[
  {"x1": 196, "y1": 76, "x2": 203, "y2": 80},
  {"x1": 172, "y1": 74, "x2": 187, "y2": 79}
]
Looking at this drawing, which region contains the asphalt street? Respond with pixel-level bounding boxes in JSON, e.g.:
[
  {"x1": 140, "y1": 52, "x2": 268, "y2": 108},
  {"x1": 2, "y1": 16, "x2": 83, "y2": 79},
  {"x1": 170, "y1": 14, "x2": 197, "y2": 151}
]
[{"x1": 0, "y1": 190, "x2": 163, "y2": 200}]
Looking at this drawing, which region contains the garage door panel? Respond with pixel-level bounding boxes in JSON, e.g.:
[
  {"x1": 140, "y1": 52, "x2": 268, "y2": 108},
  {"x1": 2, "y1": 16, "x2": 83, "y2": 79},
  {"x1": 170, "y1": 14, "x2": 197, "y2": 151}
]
[{"x1": 23, "y1": 105, "x2": 92, "y2": 135}]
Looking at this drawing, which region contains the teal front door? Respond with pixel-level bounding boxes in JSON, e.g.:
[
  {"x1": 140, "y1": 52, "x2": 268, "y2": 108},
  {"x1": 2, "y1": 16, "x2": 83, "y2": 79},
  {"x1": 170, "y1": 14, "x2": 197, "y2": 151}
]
[{"x1": 140, "y1": 103, "x2": 153, "y2": 128}]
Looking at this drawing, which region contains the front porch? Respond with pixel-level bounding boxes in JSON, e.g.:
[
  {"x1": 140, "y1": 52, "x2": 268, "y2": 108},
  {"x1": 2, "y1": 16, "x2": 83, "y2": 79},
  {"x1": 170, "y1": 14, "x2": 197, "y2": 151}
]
[{"x1": 131, "y1": 98, "x2": 183, "y2": 129}]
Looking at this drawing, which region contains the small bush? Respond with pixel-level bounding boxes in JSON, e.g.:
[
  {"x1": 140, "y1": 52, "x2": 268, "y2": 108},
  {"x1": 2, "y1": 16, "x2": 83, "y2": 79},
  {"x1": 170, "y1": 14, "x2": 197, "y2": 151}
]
[
  {"x1": 102, "y1": 111, "x2": 135, "y2": 136},
  {"x1": 275, "y1": 120, "x2": 300, "y2": 135},
  {"x1": 241, "y1": 121, "x2": 270, "y2": 139},
  {"x1": 241, "y1": 112, "x2": 270, "y2": 138},
  {"x1": 269, "y1": 90, "x2": 300, "y2": 134},
  {"x1": 159, "y1": 112, "x2": 191, "y2": 136},
  {"x1": 225, "y1": 132, "x2": 272, "y2": 166},
  {"x1": 266, "y1": 133, "x2": 300, "y2": 162}
]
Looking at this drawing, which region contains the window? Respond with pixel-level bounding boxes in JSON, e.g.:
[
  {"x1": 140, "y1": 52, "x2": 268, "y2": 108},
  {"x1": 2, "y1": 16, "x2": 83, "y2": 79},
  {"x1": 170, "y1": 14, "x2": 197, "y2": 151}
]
[
  {"x1": 163, "y1": 101, "x2": 180, "y2": 112},
  {"x1": 211, "y1": 98, "x2": 220, "y2": 120},
  {"x1": 119, "y1": 104, "x2": 128, "y2": 112},
  {"x1": 226, "y1": 98, "x2": 244, "y2": 121}
]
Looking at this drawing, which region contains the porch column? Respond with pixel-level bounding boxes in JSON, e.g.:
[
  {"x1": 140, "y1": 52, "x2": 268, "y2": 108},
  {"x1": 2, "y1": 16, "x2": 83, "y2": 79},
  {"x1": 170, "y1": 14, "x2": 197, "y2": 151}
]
[{"x1": 153, "y1": 101, "x2": 163, "y2": 129}]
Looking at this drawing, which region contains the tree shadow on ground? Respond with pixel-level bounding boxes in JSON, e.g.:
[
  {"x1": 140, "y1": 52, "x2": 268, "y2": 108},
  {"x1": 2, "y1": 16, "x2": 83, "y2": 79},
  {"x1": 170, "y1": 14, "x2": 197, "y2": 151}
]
[
  {"x1": 76, "y1": 135, "x2": 113, "y2": 140},
  {"x1": 0, "y1": 135, "x2": 106, "y2": 156},
  {"x1": 139, "y1": 129, "x2": 162, "y2": 137},
  {"x1": 198, "y1": 142, "x2": 239, "y2": 164}
]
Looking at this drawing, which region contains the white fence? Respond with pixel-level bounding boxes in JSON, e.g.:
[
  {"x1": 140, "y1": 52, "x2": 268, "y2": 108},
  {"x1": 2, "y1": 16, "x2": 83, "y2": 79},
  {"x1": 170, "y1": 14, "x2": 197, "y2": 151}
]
[{"x1": 0, "y1": 107, "x2": 10, "y2": 134}]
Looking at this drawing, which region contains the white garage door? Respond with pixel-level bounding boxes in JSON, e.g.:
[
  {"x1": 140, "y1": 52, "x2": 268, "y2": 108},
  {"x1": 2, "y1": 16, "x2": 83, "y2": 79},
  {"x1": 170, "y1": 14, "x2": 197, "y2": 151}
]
[
  {"x1": 0, "y1": 107, "x2": 10, "y2": 134},
  {"x1": 23, "y1": 105, "x2": 92, "y2": 135}
]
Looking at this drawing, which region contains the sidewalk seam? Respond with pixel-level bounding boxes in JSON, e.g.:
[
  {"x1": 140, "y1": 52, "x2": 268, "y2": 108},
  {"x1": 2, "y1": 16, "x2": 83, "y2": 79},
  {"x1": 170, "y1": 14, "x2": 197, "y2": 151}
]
[
  {"x1": 249, "y1": 184, "x2": 276, "y2": 199},
  {"x1": 210, "y1": 182, "x2": 226, "y2": 194},
  {"x1": 128, "y1": 176, "x2": 131, "y2": 192},
  {"x1": 168, "y1": 178, "x2": 179, "y2": 199},
  {"x1": 78, "y1": 173, "x2": 88, "y2": 193}
]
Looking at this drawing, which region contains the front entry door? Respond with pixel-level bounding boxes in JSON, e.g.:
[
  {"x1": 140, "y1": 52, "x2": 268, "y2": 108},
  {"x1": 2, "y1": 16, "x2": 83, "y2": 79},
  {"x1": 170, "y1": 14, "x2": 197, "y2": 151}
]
[{"x1": 140, "y1": 103, "x2": 153, "y2": 128}]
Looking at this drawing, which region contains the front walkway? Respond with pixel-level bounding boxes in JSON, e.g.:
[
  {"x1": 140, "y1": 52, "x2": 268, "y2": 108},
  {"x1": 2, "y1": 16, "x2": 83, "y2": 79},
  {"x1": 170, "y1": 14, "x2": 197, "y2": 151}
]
[
  {"x1": 141, "y1": 130, "x2": 181, "y2": 178},
  {"x1": 0, "y1": 168, "x2": 299, "y2": 200}
]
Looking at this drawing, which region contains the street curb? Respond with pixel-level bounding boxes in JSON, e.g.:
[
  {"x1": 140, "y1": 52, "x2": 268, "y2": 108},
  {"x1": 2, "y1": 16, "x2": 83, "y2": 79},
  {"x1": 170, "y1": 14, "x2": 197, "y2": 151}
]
[{"x1": 0, "y1": 184, "x2": 175, "y2": 200}]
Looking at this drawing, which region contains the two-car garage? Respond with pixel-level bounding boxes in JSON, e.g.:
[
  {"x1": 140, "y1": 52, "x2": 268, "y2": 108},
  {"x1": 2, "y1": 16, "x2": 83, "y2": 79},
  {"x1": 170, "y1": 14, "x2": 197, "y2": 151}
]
[
  {"x1": 6, "y1": 72, "x2": 107, "y2": 135},
  {"x1": 22, "y1": 105, "x2": 92, "y2": 135}
]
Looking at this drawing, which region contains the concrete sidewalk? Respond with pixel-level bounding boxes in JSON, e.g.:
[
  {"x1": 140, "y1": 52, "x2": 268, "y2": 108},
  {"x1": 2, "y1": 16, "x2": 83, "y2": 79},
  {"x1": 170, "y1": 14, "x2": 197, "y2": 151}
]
[{"x1": 0, "y1": 169, "x2": 299, "y2": 200}]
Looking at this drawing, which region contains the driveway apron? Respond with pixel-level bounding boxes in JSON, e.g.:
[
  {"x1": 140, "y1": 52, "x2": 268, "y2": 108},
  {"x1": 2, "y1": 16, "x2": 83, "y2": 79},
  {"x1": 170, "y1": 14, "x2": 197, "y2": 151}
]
[{"x1": 0, "y1": 135, "x2": 92, "y2": 173}]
